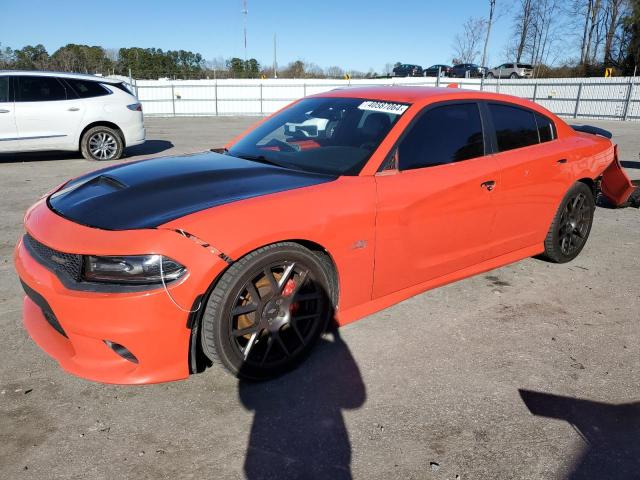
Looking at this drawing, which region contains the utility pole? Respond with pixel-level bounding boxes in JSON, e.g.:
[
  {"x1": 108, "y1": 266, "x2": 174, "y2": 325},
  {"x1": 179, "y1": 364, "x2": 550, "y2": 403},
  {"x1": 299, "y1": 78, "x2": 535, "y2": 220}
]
[
  {"x1": 481, "y1": 0, "x2": 496, "y2": 69},
  {"x1": 273, "y1": 33, "x2": 278, "y2": 79},
  {"x1": 242, "y1": 0, "x2": 248, "y2": 62}
]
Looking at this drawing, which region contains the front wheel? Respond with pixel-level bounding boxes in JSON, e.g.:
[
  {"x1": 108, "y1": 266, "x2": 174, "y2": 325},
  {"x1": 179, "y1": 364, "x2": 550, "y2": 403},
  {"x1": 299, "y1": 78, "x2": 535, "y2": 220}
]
[
  {"x1": 510, "y1": 72, "x2": 519, "y2": 79},
  {"x1": 201, "y1": 242, "x2": 335, "y2": 380},
  {"x1": 542, "y1": 182, "x2": 595, "y2": 263},
  {"x1": 81, "y1": 126, "x2": 124, "y2": 161}
]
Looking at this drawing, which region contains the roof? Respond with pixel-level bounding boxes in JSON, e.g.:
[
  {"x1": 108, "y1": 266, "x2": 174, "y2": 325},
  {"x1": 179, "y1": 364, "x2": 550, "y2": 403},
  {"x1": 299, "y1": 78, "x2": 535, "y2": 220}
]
[
  {"x1": 0, "y1": 70, "x2": 121, "y2": 84},
  {"x1": 315, "y1": 85, "x2": 499, "y2": 103}
]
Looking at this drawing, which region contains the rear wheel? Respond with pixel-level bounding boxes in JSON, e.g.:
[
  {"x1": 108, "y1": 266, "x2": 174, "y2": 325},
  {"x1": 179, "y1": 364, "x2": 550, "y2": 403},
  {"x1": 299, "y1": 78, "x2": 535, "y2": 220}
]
[
  {"x1": 81, "y1": 126, "x2": 124, "y2": 161},
  {"x1": 201, "y1": 242, "x2": 335, "y2": 380},
  {"x1": 487, "y1": 72, "x2": 495, "y2": 79},
  {"x1": 542, "y1": 182, "x2": 595, "y2": 263}
]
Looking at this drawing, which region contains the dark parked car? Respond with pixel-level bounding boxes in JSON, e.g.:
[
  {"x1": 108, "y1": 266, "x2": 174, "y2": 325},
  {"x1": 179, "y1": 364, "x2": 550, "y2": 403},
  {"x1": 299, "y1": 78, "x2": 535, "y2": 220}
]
[
  {"x1": 449, "y1": 63, "x2": 486, "y2": 78},
  {"x1": 392, "y1": 64, "x2": 423, "y2": 77},
  {"x1": 424, "y1": 64, "x2": 452, "y2": 77}
]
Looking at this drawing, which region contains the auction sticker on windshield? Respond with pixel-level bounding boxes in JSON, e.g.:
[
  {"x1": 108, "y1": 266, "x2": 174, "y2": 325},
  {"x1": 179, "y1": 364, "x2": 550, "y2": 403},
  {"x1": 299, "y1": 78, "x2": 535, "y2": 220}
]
[{"x1": 358, "y1": 101, "x2": 409, "y2": 115}]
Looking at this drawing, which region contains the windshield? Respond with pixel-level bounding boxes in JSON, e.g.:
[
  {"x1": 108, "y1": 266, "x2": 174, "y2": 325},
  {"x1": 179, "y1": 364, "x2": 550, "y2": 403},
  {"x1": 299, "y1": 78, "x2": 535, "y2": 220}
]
[{"x1": 228, "y1": 97, "x2": 409, "y2": 176}]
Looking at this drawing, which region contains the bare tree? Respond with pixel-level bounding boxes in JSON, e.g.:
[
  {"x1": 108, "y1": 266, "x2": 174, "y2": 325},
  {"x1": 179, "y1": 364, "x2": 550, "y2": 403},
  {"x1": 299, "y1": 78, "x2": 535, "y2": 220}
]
[
  {"x1": 514, "y1": 0, "x2": 535, "y2": 62},
  {"x1": 603, "y1": 0, "x2": 626, "y2": 64},
  {"x1": 452, "y1": 17, "x2": 487, "y2": 64},
  {"x1": 481, "y1": 0, "x2": 497, "y2": 67}
]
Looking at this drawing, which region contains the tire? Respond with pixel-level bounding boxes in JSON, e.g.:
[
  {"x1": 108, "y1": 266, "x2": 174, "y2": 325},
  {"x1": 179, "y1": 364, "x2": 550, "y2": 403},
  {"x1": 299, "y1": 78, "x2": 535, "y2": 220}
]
[
  {"x1": 81, "y1": 126, "x2": 124, "y2": 161},
  {"x1": 510, "y1": 72, "x2": 519, "y2": 79},
  {"x1": 542, "y1": 182, "x2": 595, "y2": 263},
  {"x1": 487, "y1": 72, "x2": 495, "y2": 79},
  {"x1": 200, "y1": 242, "x2": 336, "y2": 380}
]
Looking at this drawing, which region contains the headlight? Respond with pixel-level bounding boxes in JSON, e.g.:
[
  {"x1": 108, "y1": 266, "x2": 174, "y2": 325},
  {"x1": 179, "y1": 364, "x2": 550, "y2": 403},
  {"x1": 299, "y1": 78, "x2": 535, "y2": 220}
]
[{"x1": 83, "y1": 255, "x2": 186, "y2": 284}]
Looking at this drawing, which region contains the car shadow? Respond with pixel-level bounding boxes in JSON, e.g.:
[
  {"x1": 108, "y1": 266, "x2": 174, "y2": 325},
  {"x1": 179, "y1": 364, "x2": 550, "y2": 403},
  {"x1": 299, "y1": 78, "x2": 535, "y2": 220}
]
[
  {"x1": 0, "y1": 139, "x2": 173, "y2": 164},
  {"x1": 519, "y1": 389, "x2": 640, "y2": 479},
  {"x1": 124, "y1": 139, "x2": 174, "y2": 157},
  {"x1": 238, "y1": 327, "x2": 366, "y2": 480}
]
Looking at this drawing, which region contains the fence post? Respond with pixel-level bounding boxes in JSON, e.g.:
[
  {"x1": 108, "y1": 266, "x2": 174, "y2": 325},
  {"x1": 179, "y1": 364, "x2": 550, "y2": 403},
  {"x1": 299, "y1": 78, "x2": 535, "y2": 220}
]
[
  {"x1": 573, "y1": 82, "x2": 583, "y2": 119},
  {"x1": 260, "y1": 83, "x2": 263, "y2": 115},
  {"x1": 532, "y1": 83, "x2": 538, "y2": 102},
  {"x1": 480, "y1": 75, "x2": 484, "y2": 91},
  {"x1": 623, "y1": 80, "x2": 635, "y2": 121},
  {"x1": 436, "y1": 67, "x2": 441, "y2": 87},
  {"x1": 303, "y1": 83, "x2": 307, "y2": 97},
  {"x1": 171, "y1": 84, "x2": 176, "y2": 117},
  {"x1": 214, "y1": 82, "x2": 218, "y2": 116}
]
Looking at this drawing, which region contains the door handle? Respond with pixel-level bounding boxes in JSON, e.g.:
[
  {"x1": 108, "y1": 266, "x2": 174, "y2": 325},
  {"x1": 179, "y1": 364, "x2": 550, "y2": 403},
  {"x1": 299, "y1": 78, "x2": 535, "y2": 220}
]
[
  {"x1": 481, "y1": 180, "x2": 496, "y2": 191},
  {"x1": 0, "y1": 109, "x2": 10, "y2": 113},
  {"x1": 556, "y1": 158, "x2": 567, "y2": 164},
  {"x1": 68, "y1": 107, "x2": 80, "y2": 112}
]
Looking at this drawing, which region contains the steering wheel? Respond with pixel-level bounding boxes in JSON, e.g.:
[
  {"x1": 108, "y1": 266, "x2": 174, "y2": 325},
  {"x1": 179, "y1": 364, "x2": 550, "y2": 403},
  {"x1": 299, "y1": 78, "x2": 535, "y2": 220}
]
[{"x1": 270, "y1": 138, "x2": 300, "y2": 152}]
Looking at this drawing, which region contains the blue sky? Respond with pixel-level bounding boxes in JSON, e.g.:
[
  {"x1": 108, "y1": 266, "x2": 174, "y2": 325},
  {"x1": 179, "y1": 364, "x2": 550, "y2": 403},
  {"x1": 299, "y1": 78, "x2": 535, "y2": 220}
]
[{"x1": 2, "y1": 0, "x2": 569, "y2": 72}]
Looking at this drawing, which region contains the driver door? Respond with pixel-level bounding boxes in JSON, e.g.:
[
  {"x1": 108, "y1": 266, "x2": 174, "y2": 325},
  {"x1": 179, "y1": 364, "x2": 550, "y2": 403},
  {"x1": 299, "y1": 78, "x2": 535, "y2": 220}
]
[{"x1": 373, "y1": 102, "x2": 500, "y2": 298}]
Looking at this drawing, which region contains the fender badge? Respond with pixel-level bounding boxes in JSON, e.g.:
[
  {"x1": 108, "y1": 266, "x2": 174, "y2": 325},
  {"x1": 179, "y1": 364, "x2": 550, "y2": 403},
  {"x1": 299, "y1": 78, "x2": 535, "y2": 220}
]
[{"x1": 352, "y1": 240, "x2": 367, "y2": 250}]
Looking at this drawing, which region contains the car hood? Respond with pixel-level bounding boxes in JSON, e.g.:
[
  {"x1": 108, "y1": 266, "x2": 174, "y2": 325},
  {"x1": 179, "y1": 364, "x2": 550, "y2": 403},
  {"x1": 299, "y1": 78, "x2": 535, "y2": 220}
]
[{"x1": 48, "y1": 151, "x2": 337, "y2": 230}]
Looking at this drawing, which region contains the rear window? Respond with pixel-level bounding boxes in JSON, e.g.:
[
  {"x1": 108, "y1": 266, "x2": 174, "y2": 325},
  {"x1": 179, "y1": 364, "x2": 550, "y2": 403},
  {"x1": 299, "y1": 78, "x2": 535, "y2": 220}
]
[
  {"x1": 65, "y1": 79, "x2": 110, "y2": 99},
  {"x1": 16, "y1": 76, "x2": 67, "y2": 102},
  {"x1": 535, "y1": 113, "x2": 556, "y2": 142},
  {"x1": 106, "y1": 82, "x2": 133, "y2": 95},
  {"x1": 0, "y1": 77, "x2": 9, "y2": 102},
  {"x1": 488, "y1": 103, "x2": 539, "y2": 152}
]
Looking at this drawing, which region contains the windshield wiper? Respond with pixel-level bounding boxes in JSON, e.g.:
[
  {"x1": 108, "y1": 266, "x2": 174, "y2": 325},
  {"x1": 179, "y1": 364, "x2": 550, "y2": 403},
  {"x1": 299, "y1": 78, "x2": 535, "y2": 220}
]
[{"x1": 232, "y1": 153, "x2": 284, "y2": 168}]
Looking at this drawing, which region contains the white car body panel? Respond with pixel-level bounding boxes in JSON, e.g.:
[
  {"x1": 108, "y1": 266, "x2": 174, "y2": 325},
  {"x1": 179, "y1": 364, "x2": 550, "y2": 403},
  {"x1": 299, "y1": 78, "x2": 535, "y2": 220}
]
[{"x1": 0, "y1": 71, "x2": 145, "y2": 156}]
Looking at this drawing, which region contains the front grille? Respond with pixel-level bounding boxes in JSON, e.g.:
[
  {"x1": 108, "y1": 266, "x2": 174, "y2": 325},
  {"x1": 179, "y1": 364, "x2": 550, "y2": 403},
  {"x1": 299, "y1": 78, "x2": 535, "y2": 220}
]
[
  {"x1": 23, "y1": 234, "x2": 83, "y2": 282},
  {"x1": 20, "y1": 280, "x2": 67, "y2": 337}
]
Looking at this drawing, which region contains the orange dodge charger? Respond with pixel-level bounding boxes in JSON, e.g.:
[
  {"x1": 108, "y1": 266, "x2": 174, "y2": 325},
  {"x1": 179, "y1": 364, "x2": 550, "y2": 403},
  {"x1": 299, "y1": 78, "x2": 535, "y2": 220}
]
[{"x1": 14, "y1": 86, "x2": 634, "y2": 383}]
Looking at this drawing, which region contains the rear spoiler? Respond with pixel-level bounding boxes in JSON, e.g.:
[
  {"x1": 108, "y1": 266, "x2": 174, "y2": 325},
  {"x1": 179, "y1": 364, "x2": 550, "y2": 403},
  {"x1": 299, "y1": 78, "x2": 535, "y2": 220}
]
[{"x1": 571, "y1": 125, "x2": 613, "y2": 139}]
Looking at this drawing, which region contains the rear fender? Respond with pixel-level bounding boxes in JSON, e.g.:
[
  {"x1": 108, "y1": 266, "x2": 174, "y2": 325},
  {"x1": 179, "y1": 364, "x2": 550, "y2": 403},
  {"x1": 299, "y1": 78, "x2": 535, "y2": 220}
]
[{"x1": 600, "y1": 145, "x2": 634, "y2": 206}]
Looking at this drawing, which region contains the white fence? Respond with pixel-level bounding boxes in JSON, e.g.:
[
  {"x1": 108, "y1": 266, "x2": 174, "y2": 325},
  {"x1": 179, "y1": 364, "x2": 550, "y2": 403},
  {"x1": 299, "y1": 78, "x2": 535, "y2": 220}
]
[{"x1": 127, "y1": 76, "x2": 640, "y2": 121}]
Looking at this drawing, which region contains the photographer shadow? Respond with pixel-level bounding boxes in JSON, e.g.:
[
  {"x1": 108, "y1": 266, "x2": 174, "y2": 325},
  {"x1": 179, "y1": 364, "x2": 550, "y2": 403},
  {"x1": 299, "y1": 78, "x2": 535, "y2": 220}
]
[
  {"x1": 239, "y1": 328, "x2": 366, "y2": 480},
  {"x1": 519, "y1": 389, "x2": 640, "y2": 479}
]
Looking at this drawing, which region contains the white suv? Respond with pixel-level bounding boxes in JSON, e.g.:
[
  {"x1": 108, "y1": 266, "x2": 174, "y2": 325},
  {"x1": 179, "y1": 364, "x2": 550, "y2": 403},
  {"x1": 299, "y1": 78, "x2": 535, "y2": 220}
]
[{"x1": 0, "y1": 71, "x2": 145, "y2": 160}]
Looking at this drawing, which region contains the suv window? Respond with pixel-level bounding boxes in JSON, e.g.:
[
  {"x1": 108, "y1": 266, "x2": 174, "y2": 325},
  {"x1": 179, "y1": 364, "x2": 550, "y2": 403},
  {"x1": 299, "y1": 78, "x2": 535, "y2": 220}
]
[
  {"x1": 535, "y1": 113, "x2": 556, "y2": 142},
  {"x1": 17, "y1": 76, "x2": 67, "y2": 102},
  {"x1": 65, "y1": 79, "x2": 109, "y2": 99},
  {"x1": 398, "y1": 103, "x2": 485, "y2": 171},
  {"x1": 0, "y1": 77, "x2": 9, "y2": 102},
  {"x1": 488, "y1": 103, "x2": 539, "y2": 151}
]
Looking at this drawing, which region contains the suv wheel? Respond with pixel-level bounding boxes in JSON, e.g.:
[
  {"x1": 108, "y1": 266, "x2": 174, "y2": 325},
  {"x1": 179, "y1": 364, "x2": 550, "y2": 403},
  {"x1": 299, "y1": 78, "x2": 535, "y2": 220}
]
[{"x1": 81, "y1": 126, "x2": 124, "y2": 161}]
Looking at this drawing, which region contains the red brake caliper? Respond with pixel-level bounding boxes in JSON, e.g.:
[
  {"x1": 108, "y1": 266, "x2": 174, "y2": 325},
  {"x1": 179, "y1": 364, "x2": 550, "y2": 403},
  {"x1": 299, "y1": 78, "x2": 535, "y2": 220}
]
[{"x1": 282, "y1": 279, "x2": 299, "y2": 314}]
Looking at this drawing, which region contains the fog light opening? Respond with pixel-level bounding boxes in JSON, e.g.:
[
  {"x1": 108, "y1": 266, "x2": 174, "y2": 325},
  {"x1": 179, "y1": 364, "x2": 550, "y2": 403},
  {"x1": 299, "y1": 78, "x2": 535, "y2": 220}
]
[{"x1": 104, "y1": 340, "x2": 139, "y2": 364}]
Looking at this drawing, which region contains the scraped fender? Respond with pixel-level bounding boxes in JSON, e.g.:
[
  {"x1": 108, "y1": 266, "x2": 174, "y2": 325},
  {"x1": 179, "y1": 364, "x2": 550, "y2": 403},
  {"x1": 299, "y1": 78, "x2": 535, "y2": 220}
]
[{"x1": 600, "y1": 145, "x2": 635, "y2": 206}]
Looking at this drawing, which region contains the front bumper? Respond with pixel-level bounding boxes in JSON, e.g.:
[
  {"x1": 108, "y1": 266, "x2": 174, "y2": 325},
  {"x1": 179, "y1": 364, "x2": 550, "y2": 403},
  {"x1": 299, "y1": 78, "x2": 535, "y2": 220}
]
[{"x1": 14, "y1": 199, "x2": 227, "y2": 384}]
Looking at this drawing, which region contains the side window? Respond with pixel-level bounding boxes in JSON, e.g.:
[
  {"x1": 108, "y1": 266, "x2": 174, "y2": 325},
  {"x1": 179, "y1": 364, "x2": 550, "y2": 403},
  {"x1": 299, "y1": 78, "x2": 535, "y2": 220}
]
[
  {"x1": 535, "y1": 113, "x2": 556, "y2": 143},
  {"x1": 488, "y1": 103, "x2": 539, "y2": 152},
  {"x1": 398, "y1": 103, "x2": 485, "y2": 171},
  {"x1": 65, "y1": 79, "x2": 110, "y2": 99},
  {"x1": 17, "y1": 76, "x2": 67, "y2": 102},
  {"x1": 0, "y1": 77, "x2": 9, "y2": 102}
]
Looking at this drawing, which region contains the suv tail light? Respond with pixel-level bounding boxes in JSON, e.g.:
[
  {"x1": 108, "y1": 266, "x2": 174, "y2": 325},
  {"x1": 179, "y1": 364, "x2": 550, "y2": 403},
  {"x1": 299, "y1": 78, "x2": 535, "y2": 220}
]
[{"x1": 127, "y1": 103, "x2": 142, "y2": 112}]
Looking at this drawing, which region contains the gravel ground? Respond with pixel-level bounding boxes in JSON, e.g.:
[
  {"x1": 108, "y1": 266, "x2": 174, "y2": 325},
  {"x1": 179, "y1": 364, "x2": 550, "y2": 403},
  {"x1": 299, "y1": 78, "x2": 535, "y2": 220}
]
[{"x1": 1, "y1": 117, "x2": 638, "y2": 480}]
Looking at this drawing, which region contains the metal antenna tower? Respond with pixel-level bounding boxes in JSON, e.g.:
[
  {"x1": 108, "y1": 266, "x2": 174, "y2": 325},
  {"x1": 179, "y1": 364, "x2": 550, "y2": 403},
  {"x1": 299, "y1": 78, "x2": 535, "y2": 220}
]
[{"x1": 242, "y1": 0, "x2": 248, "y2": 61}]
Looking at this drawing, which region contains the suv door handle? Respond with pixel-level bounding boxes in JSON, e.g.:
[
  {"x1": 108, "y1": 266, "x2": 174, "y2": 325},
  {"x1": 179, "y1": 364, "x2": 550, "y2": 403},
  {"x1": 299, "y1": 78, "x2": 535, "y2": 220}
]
[
  {"x1": 67, "y1": 107, "x2": 80, "y2": 112},
  {"x1": 481, "y1": 180, "x2": 496, "y2": 191},
  {"x1": 0, "y1": 109, "x2": 10, "y2": 113}
]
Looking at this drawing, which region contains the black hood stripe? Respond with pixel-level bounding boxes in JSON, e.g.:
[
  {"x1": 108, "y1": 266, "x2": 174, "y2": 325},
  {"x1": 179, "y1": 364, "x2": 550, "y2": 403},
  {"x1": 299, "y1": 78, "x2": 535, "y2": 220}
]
[{"x1": 48, "y1": 152, "x2": 336, "y2": 230}]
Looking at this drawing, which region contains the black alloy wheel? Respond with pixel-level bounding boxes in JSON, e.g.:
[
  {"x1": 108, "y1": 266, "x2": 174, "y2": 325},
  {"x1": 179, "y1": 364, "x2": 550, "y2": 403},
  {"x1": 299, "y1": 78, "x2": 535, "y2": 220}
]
[
  {"x1": 542, "y1": 182, "x2": 595, "y2": 263},
  {"x1": 201, "y1": 243, "x2": 334, "y2": 380}
]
